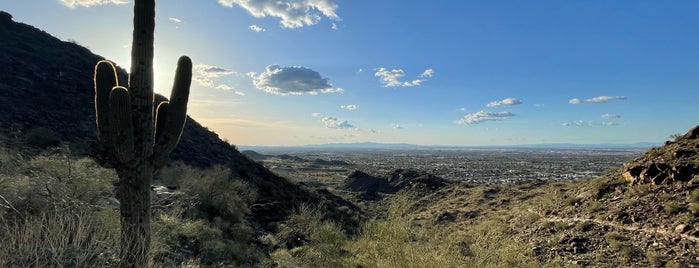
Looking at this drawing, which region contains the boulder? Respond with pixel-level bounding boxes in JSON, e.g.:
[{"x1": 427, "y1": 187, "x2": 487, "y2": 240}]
[{"x1": 683, "y1": 125, "x2": 699, "y2": 140}]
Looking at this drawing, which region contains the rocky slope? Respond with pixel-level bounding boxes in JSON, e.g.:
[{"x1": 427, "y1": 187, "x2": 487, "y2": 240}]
[{"x1": 622, "y1": 126, "x2": 699, "y2": 185}]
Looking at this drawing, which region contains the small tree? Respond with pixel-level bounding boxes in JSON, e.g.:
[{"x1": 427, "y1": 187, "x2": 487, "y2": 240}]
[{"x1": 91, "y1": 0, "x2": 192, "y2": 266}]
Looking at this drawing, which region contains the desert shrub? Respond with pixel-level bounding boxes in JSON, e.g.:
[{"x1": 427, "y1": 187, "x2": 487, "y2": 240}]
[
  {"x1": 687, "y1": 202, "x2": 699, "y2": 217},
  {"x1": 151, "y1": 213, "x2": 263, "y2": 267},
  {"x1": 564, "y1": 196, "x2": 581, "y2": 206},
  {"x1": 1, "y1": 153, "x2": 114, "y2": 215},
  {"x1": 0, "y1": 146, "x2": 121, "y2": 267},
  {"x1": 21, "y1": 127, "x2": 62, "y2": 148},
  {"x1": 663, "y1": 201, "x2": 682, "y2": 215},
  {"x1": 152, "y1": 164, "x2": 264, "y2": 267},
  {"x1": 273, "y1": 203, "x2": 349, "y2": 268},
  {"x1": 687, "y1": 189, "x2": 699, "y2": 203},
  {"x1": 157, "y1": 164, "x2": 256, "y2": 223}
]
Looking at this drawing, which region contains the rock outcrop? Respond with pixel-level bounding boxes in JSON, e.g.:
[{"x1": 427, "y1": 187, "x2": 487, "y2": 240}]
[
  {"x1": 343, "y1": 170, "x2": 393, "y2": 193},
  {"x1": 622, "y1": 126, "x2": 699, "y2": 185},
  {"x1": 343, "y1": 169, "x2": 451, "y2": 197}
]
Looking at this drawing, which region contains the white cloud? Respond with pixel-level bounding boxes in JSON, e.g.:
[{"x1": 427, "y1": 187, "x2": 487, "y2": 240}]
[
  {"x1": 456, "y1": 111, "x2": 515, "y2": 125},
  {"x1": 562, "y1": 120, "x2": 617, "y2": 127},
  {"x1": 248, "y1": 24, "x2": 266, "y2": 32},
  {"x1": 215, "y1": 84, "x2": 233, "y2": 91},
  {"x1": 218, "y1": 0, "x2": 340, "y2": 28},
  {"x1": 486, "y1": 98, "x2": 523, "y2": 108},
  {"x1": 375, "y1": 68, "x2": 406, "y2": 87},
  {"x1": 459, "y1": 107, "x2": 467, "y2": 112},
  {"x1": 234, "y1": 91, "x2": 246, "y2": 96},
  {"x1": 193, "y1": 64, "x2": 238, "y2": 89},
  {"x1": 374, "y1": 67, "x2": 433, "y2": 87},
  {"x1": 569, "y1": 95, "x2": 627, "y2": 104},
  {"x1": 322, "y1": 117, "x2": 354, "y2": 129},
  {"x1": 391, "y1": 123, "x2": 403, "y2": 129},
  {"x1": 169, "y1": 17, "x2": 183, "y2": 23},
  {"x1": 311, "y1": 112, "x2": 323, "y2": 118},
  {"x1": 601, "y1": 113, "x2": 620, "y2": 119},
  {"x1": 59, "y1": 0, "x2": 128, "y2": 8},
  {"x1": 250, "y1": 65, "x2": 343, "y2": 95},
  {"x1": 331, "y1": 23, "x2": 338, "y2": 30},
  {"x1": 341, "y1": 104, "x2": 358, "y2": 110},
  {"x1": 419, "y1": 69, "x2": 434, "y2": 78}
]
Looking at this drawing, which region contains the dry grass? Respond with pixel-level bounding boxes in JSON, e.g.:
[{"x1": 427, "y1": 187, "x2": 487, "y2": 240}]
[{"x1": 0, "y1": 210, "x2": 120, "y2": 267}]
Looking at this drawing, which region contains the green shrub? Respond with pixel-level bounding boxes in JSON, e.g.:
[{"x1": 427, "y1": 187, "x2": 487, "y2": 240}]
[
  {"x1": 272, "y1": 203, "x2": 349, "y2": 268},
  {"x1": 21, "y1": 127, "x2": 62, "y2": 148},
  {"x1": 687, "y1": 189, "x2": 699, "y2": 203},
  {"x1": 151, "y1": 165, "x2": 264, "y2": 266},
  {"x1": 664, "y1": 201, "x2": 682, "y2": 215}
]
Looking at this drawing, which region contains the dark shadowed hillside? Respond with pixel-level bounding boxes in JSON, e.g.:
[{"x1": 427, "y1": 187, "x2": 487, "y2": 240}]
[{"x1": 0, "y1": 10, "x2": 357, "y2": 228}]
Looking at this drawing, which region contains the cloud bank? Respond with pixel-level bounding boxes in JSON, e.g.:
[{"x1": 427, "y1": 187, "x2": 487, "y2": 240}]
[
  {"x1": 218, "y1": 0, "x2": 340, "y2": 28},
  {"x1": 569, "y1": 96, "x2": 626, "y2": 104},
  {"x1": 486, "y1": 98, "x2": 522, "y2": 108},
  {"x1": 59, "y1": 0, "x2": 128, "y2": 8},
  {"x1": 249, "y1": 65, "x2": 343, "y2": 95},
  {"x1": 456, "y1": 111, "x2": 515, "y2": 125},
  {"x1": 374, "y1": 67, "x2": 434, "y2": 87}
]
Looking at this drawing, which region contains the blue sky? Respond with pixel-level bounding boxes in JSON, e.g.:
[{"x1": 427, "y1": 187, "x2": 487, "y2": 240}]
[{"x1": 4, "y1": 0, "x2": 699, "y2": 146}]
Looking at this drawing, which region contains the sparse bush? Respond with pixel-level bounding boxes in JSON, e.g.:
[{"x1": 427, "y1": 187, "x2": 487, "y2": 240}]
[
  {"x1": 21, "y1": 127, "x2": 62, "y2": 148},
  {"x1": 564, "y1": 196, "x2": 581, "y2": 206},
  {"x1": 687, "y1": 202, "x2": 699, "y2": 217},
  {"x1": 687, "y1": 189, "x2": 699, "y2": 203},
  {"x1": 664, "y1": 201, "x2": 682, "y2": 215},
  {"x1": 273, "y1": 203, "x2": 348, "y2": 267},
  {"x1": 646, "y1": 249, "x2": 665, "y2": 267}
]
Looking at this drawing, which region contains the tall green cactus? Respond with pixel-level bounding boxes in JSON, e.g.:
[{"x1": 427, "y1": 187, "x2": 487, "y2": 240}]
[{"x1": 92, "y1": 0, "x2": 191, "y2": 266}]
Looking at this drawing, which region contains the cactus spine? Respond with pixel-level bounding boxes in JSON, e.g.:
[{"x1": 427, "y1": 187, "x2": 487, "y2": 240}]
[{"x1": 92, "y1": 0, "x2": 191, "y2": 266}]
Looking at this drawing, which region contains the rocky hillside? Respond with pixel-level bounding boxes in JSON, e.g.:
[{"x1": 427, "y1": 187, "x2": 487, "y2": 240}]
[
  {"x1": 0, "y1": 10, "x2": 357, "y2": 228},
  {"x1": 344, "y1": 169, "x2": 451, "y2": 197},
  {"x1": 622, "y1": 126, "x2": 699, "y2": 185}
]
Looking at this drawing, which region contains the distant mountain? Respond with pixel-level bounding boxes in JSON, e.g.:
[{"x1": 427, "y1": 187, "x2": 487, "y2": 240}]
[
  {"x1": 240, "y1": 141, "x2": 658, "y2": 153},
  {"x1": 0, "y1": 10, "x2": 357, "y2": 227}
]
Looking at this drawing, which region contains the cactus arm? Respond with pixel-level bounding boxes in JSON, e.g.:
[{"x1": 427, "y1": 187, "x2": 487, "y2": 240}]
[
  {"x1": 153, "y1": 56, "x2": 192, "y2": 167},
  {"x1": 109, "y1": 86, "x2": 135, "y2": 163},
  {"x1": 94, "y1": 61, "x2": 118, "y2": 146},
  {"x1": 93, "y1": 60, "x2": 120, "y2": 167},
  {"x1": 154, "y1": 101, "x2": 169, "y2": 145}
]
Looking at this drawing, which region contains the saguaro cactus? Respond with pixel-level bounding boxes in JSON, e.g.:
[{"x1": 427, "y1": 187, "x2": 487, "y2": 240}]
[{"x1": 92, "y1": 0, "x2": 191, "y2": 266}]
